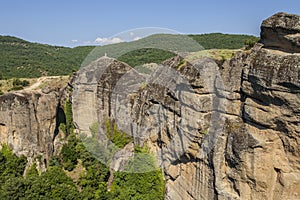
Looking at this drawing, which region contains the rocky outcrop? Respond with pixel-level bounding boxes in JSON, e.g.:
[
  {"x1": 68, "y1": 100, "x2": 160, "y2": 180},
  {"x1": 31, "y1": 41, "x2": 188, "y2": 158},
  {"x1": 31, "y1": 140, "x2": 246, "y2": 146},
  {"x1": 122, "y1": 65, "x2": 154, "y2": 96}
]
[
  {"x1": 261, "y1": 12, "x2": 300, "y2": 53},
  {"x1": 0, "y1": 88, "x2": 67, "y2": 170},
  {"x1": 71, "y1": 12, "x2": 300, "y2": 200},
  {"x1": 0, "y1": 12, "x2": 299, "y2": 200},
  {"x1": 72, "y1": 57, "x2": 144, "y2": 136},
  {"x1": 209, "y1": 43, "x2": 300, "y2": 200}
]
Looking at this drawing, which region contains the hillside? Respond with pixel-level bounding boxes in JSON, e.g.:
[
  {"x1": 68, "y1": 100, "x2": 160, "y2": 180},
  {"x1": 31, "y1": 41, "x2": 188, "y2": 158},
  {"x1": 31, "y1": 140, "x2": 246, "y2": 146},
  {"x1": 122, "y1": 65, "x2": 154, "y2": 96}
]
[
  {"x1": 189, "y1": 33, "x2": 259, "y2": 49},
  {"x1": 0, "y1": 12, "x2": 299, "y2": 200},
  {"x1": 0, "y1": 33, "x2": 258, "y2": 79},
  {"x1": 0, "y1": 36, "x2": 93, "y2": 78}
]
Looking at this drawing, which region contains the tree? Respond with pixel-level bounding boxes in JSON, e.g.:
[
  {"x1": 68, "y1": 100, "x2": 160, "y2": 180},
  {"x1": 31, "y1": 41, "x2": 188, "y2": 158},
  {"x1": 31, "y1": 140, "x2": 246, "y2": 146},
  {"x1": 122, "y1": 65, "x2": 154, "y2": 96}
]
[
  {"x1": 64, "y1": 100, "x2": 74, "y2": 135},
  {"x1": 244, "y1": 38, "x2": 259, "y2": 50}
]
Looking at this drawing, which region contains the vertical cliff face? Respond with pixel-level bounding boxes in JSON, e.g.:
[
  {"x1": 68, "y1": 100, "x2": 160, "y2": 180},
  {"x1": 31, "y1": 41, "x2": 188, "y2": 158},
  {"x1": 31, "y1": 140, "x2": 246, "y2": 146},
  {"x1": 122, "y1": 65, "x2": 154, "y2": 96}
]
[
  {"x1": 71, "y1": 12, "x2": 300, "y2": 200},
  {"x1": 0, "y1": 88, "x2": 67, "y2": 170},
  {"x1": 0, "y1": 12, "x2": 299, "y2": 200},
  {"x1": 220, "y1": 13, "x2": 300, "y2": 199},
  {"x1": 210, "y1": 44, "x2": 300, "y2": 200}
]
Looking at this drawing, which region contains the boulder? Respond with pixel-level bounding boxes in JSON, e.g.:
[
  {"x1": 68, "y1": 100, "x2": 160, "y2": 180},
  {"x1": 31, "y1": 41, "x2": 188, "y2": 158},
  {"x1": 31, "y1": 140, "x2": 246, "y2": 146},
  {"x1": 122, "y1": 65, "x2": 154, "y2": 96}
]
[{"x1": 261, "y1": 12, "x2": 300, "y2": 53}]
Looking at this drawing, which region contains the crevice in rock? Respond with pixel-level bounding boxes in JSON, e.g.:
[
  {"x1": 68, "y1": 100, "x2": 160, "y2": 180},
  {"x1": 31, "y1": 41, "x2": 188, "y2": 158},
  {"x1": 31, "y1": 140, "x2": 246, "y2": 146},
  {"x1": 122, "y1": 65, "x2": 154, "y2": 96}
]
[
  {"x1": 208, "y1": 150, "x2": 219, "y2": 200},
  {"x1": 167, "y1": 90, "x2": 179, "y2": 102},
  {"x1": 274, "y1": 168, "x2": 284, "y2": 186},
  {"x1": 243, "y1": 118, "x2": 271, "y2": 130},
  {"x1": 228, "y1": 176, "x2": 240, "y2": 196},
  {"x1": 31, "y1": 94, "x2": 41, "y2": 146},
  {"x1": 277, "y1": 82, "x2": 300, "y2": 92},
  {"x1": 53, "y1": 102, "x2": 66, "y2": 141}
]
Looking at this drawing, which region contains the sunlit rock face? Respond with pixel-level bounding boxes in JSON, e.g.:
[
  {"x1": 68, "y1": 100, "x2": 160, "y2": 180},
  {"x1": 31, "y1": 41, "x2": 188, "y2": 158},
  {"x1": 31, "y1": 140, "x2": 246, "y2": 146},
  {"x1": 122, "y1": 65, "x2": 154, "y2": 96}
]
[
  {"x1": 261, "y1": 12, "x2": 300, "y2": 53},
  {"x1": 0, "y1": 12, "x2": 299, "y2": 200},
  {"x1": 0, "y1": 89, "x2": 67, "y2": 171}
]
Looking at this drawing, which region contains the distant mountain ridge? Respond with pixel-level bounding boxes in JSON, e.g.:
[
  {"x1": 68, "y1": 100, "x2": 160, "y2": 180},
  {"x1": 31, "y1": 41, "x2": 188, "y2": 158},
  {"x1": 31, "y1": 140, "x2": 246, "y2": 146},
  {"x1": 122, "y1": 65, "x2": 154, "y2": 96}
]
[
  {"x1": 0, "y1": 33, "x2": 258, "y2": 79},
  {"x1": 0, "y1": 36, "x2": 94, "y2": 78}
]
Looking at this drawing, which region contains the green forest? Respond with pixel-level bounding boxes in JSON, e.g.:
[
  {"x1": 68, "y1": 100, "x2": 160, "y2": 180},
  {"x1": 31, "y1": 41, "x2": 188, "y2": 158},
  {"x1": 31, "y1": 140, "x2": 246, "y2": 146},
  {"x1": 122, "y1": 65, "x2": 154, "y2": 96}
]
[
  {"x1": 0, "y1": 133, "x2": 165, "y2": 200},
  {"x1": 0, "y1": 98, "x2": 165, "y2": 200},
  {"x1": 0, "y1": 36, "x2": 93, "y2": 78},
  {"x1": 189, "y1": 33, "x2": 259, "y2": 49},
  {"x1": 0, "y1": 33, "x2": 258, "y2": 79},
  {"x1": 0, "y1": 33, "x2": 259, "y2": 199}
]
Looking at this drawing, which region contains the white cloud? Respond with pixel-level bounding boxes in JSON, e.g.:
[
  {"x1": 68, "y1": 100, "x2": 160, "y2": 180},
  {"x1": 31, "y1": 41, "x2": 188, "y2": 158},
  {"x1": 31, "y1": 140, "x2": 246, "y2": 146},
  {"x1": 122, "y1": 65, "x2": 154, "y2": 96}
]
[
  {"x1": 94, "y1": 37, "x2": 124, "y2": 45},
  {"x1": 133, "y1": 37, "x2": 141, "y2": 41},
  {"x1": 130, "y1": 32, "x2": 134, "y2": 37},
  {"x1": 71, "y1": 39, "x2": 78, "y2": 43}
]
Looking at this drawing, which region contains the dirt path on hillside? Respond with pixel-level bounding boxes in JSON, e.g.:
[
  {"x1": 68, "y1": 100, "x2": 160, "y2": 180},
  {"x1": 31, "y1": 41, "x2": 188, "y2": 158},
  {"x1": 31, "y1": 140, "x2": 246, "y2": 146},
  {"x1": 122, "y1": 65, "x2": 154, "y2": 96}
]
[
  {"x1": 24, "y1": 77, "x2": 47, "y2": 91},
  {"x1": 24, "y1": 76, "x2": 63, "y2": 91}
]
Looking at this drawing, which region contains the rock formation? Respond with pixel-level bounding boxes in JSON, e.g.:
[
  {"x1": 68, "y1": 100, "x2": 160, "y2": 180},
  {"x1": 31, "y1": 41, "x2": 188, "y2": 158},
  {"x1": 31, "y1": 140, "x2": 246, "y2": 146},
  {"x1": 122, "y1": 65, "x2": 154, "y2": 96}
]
[
  {"x1": 71, "y1": 12, "x2": 300, "y2": 200},
  {"x1": 0, "y1": 12, "x2": 299, "y2": 199},
  {"x1": 261, "y1": 12, "x2": 300, "y2": 53},
  {"x1": 0, "y1": 88, "x2": 67, "y2": 170}
]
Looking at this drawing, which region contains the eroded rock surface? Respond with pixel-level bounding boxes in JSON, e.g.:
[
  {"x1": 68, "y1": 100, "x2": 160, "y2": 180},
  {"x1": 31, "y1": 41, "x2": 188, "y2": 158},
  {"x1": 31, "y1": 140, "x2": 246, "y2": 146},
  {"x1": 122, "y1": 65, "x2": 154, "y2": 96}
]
[
  {"x1": 71, "y1": 13, "x2": 300, "y2": 200},
  {"x1": 261, "y1": 12, "x2": 300, "y2": 53},
  {"x1": 0, "y1": 12, "x2": 299, "y2": 200},
  {"x1": 0, "y1": 89, "x2": 67, "y2": 170}
]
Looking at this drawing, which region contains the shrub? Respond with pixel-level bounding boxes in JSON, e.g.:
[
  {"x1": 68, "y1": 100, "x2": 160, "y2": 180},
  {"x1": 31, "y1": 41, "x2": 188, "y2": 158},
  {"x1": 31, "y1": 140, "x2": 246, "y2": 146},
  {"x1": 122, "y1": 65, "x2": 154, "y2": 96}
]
[
  {"x1": 26, "y1": 163, "x2": 39, "y2": 177},
  {"x1": 61, "y1": 134, "x2": 79, "y2": 171},
  {"x1": 12, "y1": 78, "x2": 20, "y2": 86},
  {"x1": 10, "y1": 78, "x2": 29, "y2": 90},
  {"x1": 9, "y1": 85, "x2": 23, "y2": 91},
  {"x1": 64, "y1": 100, "x2": 74, "y2": 136},
  {"x1": 244, "y1": 38, "x2": 259, "y2": 50},
  {"x1": 105, "y1": 119, "x2": 133, "y2": 148},
  {"x1": 21, "y1": 79, "x2": 30, "y2": 86}
]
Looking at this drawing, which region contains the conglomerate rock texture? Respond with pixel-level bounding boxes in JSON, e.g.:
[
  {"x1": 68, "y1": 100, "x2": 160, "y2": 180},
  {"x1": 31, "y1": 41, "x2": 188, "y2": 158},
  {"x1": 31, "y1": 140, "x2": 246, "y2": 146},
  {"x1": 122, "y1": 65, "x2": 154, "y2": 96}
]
[
  {"x1": 261, "y1": 12, "x2": 300, "y2": 53},
  {"x1": 0, "y1": 88, "x2": 68, "y2": 170},
  {"x1": 0, "y1": 12, "x2": 299, "y2": 199},
  {"x1": 71, "y1": 12, "x2": 300, "y2": 200}
]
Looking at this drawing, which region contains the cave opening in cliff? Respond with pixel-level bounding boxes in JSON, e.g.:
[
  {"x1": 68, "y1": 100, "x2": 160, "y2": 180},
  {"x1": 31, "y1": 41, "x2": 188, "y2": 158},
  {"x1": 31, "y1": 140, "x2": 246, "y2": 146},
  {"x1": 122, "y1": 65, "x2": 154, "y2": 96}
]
[{"x1": 53, "y1": 103, "x2": 66, "y2": 140}]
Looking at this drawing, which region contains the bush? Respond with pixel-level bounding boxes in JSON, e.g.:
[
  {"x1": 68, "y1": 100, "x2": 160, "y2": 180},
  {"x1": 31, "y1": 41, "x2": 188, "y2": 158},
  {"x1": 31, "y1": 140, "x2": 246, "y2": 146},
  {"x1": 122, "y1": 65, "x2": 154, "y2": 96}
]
[
  {"x1": 0, "y1": 136, "x2": 166, "y2": 199},
  {"x1": 64, "y1": 100, "x2": 74, "y2": 136},
  {"x1": 63, "y1": 159, "x2": 76, "y2": 171},
  {"x1": 59, "y1": 123, "x2": 67, "y2": 135},
  {"x1": 244, "y1": 38, "x2": 259, "y2": 50},
  {"x1": 23, "y1": 166, "x2": 81, "y2": 199},
  {"x1": 61, "y1": 134, "x2": 79, "y2": 171},
  {"x1": 21, "y1": 79, "x2": 30, "y2": 86},
  {"x1": 111, "y1": 170, "x2": 165, "y2": 199},
  {"x1": 26, "y1": 163, "x2": 39, "y2": 177},
  {"x1": 49, "y1": 156, "x2": 62, "y2": 167},
  {"x1": 10, "y1": 78, "x2": 29, "y2": 91},
  {"x1": 12, "y1": 78, "x2": 21, "y2": 86},
  {"x1": 0, "y1": 144, "x2": 27, "y2": 185},
  {"x1": 105, "y1": 119, "x2": 133, "y2": 148},
  {"x1": 9, "y1": 85, "x2": 23, "y2": 91}
]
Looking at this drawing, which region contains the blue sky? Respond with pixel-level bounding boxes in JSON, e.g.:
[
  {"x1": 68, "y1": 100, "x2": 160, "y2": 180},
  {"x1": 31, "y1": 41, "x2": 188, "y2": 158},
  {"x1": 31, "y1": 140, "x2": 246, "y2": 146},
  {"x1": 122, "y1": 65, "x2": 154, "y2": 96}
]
[{"x1": 0, "y1": 0, "x2": 299, "y2": 47}]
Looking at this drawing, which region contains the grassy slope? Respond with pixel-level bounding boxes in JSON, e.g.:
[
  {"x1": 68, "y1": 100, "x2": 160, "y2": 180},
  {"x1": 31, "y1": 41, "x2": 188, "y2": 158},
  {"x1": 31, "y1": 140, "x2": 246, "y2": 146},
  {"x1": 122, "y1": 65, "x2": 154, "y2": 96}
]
[{"x1": 0, "y1": 76, "x2": 69, "y2": 93}]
